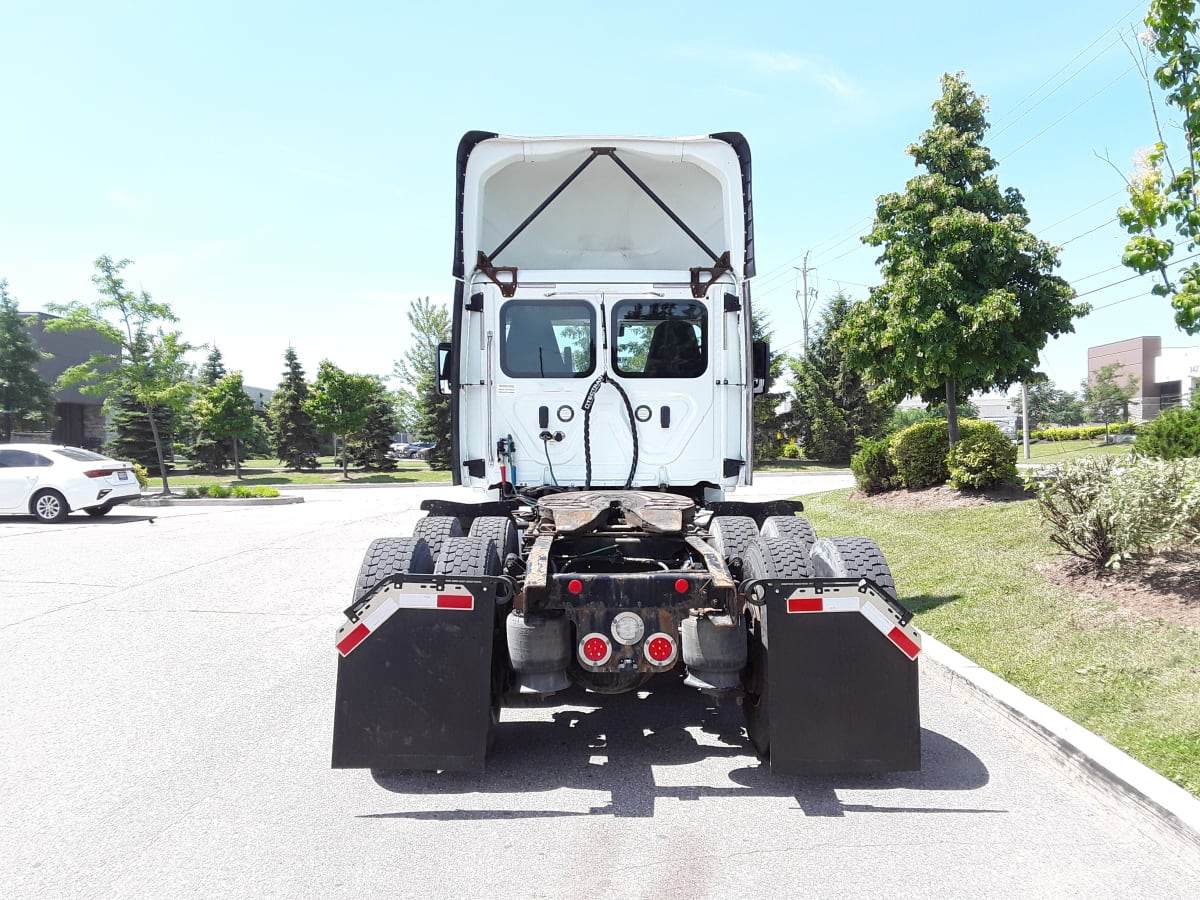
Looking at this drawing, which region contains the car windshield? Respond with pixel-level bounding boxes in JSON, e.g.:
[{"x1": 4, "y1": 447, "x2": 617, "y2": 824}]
[{"x1": 52, "y1": 447, "x2": 108, "y2": 462}]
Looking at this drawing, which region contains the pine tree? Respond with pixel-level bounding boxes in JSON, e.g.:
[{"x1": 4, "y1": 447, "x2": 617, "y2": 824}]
[
  {"x1": 189, "y1": 345, "x2": 232, "y2": 473},
  {"x1": 0, "y1": 280, "x2": 56, "y2": 441},
  {"x1": 108, "y1": 391, "x2": 176, "y2": 474},
  {"x1": 268, "y1": 347, "x2": 320, "y2": 470},
  {"x1": 392, "y1": 298, "x2": 451, "y2": 470},
  {"x1": 348, "y1": 379, "x2": 398, "y2": 470},
  {"x1": 786, "y1": 292, "x2": 892, "y2": 463},
  {"x1": 752, "y1": 314, "x2": 786, "y2": 462}
]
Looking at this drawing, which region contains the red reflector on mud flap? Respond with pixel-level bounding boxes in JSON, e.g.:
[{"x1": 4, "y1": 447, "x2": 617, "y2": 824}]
[
  {"x1": 335, "y1": 584, "x2": 475, "y2": 657},
  {"x1": 784, "y1": 584, "x2": 921, "y2": 660},
  {"x1": 887, "y1": 626, "x2": 921, "y2": 661}
]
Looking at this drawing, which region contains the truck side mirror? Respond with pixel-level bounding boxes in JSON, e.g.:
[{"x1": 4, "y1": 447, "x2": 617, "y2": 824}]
[
  {"x1": 437, "y1": 342, "x2": 453, "y2": 396},
  {"x1": 752, "y1": 340, "x2": 770, "y2": 395}
]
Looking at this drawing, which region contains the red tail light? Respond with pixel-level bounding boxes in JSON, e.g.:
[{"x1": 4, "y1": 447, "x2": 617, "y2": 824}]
[
  {"x1": 579, "y1": 633, "x2": 612, "y2": 665},
  {"x1": 644, "y1": 632, "x2": 677, "y2": 666},
  {"x1": 84, "y1": 468, "x2": 118, "y2": 478}
]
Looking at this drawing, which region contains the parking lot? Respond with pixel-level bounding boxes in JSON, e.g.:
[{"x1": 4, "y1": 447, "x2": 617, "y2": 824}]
[{"x1": 2, "y1": 480, "x2": 1197, "y2": 899}]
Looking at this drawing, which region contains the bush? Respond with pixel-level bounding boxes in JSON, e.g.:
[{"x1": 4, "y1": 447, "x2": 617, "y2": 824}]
[
  {"x1": 132, "y1": 463, "x2": 149, "y2": 489},
  {"x1": 889, "y1": 420, "x2": 951, "y2": 488},
  {"x1": 850, "y1": 437, "x2": 900, "y2": 494},
  {"x1": 948, "y1": 424, "x2": 1018, "y2": 489},
  {"x1": 1133, "y1": 407, "x2": 1200, "y2": 459},
  {"x1": 1029, "y1": 456, "x2": 1200, "y2": 569},
  {"x1": 779, "y1": 443, "x2": 802, "y2": 459}
]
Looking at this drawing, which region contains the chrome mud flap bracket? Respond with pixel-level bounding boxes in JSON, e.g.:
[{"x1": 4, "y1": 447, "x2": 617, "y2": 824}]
[
  {"x1": 744, "y1": 577, "x2": 922, "y2": 775},
  {"x1": 331, "y1": 574, "x2": 510, "y2": 773}
]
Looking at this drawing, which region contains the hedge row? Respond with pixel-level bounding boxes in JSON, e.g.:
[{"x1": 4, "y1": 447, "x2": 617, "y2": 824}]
[{"x1": 1030, "y1": 423, "x2": 1139, "y2": 441}]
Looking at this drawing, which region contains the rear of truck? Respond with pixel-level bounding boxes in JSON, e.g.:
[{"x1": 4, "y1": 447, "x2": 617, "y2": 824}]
[{"x1": 331, "y1": 132, "x2": 922, "y2": 776}]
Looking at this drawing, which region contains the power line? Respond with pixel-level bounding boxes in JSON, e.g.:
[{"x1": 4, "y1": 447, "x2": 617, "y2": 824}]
[
  {"x1": 1000, "y1": 63, "x2": 1138, "y2": 162},
  {"x1": 1060, "y1": 217, "x2": 1119, "y2": 245},
  {"x1": 990, "y1": 1, "x2": 1143, "y2": 131},
  {"x1": 1040, "y1": 189, "x2": 1126, "y2": 232}
]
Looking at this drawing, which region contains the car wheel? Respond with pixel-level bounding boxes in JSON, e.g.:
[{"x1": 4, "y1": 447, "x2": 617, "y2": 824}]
[
  {"x1": 31, "y1": 489, "x2": 69, "y2": 523},
  {"x1": 85, "y1": 503, "x2": 114, "y2": 518}
]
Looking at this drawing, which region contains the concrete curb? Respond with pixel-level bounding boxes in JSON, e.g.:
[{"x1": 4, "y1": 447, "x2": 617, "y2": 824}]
[
  {"x1": 921, "y1": 632, "x2": 1200, "y2": 857},
  {"x1": 132, "y1": 495, "x2": 304, "y2": 507}
]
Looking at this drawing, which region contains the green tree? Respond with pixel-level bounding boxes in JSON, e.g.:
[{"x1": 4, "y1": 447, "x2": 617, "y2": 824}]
[
  {"x1": 841, "y1": 73, "x2": 1086, "y2": 444},
  {"x1": 785, "y1": 292, "x2": 892, "y2": 463},
  {"x1": 752, "y1": 314, "x2": 787, "y2": 462},
  {"x1": 1082, "y1": 364, "x2": 1140, "y2": 438},
  {"x1": 0, "y1": 280, "x2": 55, "y2": 441},
  {"x1": 193, "y1": 371, "x2": 256, "y2": 478},
  {"x1": 1014, "y1": 381, "x2": 1085, "y2": 429},
  {"x1": 189, "y1": 345, "x2": 232, "y2": 472},
  {"x1": 46, "y1": 256, "x2": 193, "y2": 494},
  {"x1": 269, "y1": 347, "x2": 320, "y2": 470},
  {"x1": 392, "y1": 297, "x2": 451, "y2": 470},
  {"x1": 1119, "y1": 0, "x2": 1200, "y2": 333},
  {"x1": 393, "y1": 387, "x2": 419, "y2": 438},
  {"x1": 303, "y1": 360, "x2": 374, "y2": 478},
  {"x1": 107, "y1": 390, "x2": 177, "y2": 474},
  {"x1": 347, "y1": 378, "x2": 398, "y2": 470}
]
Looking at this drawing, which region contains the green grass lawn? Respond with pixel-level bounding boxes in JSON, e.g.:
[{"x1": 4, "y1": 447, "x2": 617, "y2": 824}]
[
  {"x1": 802, "y1": 488, "x2": 1200, "y2": 797},
  {"x1": 1019, "y1": 439, "x2": 1134, "y2": 464},
  {"x1": 756, "y1": 458, "x2": 847, "y2": 473}
]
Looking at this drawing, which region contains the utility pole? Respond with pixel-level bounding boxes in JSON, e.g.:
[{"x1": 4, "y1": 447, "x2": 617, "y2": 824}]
[{"x1": 794, "y1": 252, "x2": 816, "y2": 355}]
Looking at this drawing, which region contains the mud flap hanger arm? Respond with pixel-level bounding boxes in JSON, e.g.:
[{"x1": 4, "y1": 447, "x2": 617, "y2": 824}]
[{"x1": 477, "y1": 147, "x2": 730, "y2": 299}]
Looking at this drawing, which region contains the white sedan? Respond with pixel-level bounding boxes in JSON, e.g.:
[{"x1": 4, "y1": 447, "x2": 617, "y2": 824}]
[{"x1": 0, "y1": 444, "x2": 141, "y2": 523}]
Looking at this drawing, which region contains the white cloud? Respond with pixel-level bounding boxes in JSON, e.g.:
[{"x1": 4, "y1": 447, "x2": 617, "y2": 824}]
[{"x1": 104, "y1": 186, "x2": 139, "y2": 209}]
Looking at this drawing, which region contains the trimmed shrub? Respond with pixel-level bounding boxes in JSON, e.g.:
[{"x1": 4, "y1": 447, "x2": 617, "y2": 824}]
[
  {"x1": 851, "y1": 437, "x2": 900, "y2": 494},
  {"x1": 779, "y1": 443, "x2": 802, "y2": 459},
  {"x1": 132, "y1": 462, "x2": 149, "y2": 488},
  {"x1": 1031, "y1": 423, "x2": 1139, "y2": 442},
  {"x1": 948, "y1": 424, "x2": 1018, "y2": 489},
  {"x1": 1133, "y1": 407, "x2": 1200, "y2": 459},
  {"x1": 889, "y1": 420, "x2": 951, "y2": 489}
]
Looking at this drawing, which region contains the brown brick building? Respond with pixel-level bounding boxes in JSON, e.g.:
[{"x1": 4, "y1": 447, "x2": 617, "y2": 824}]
[{"x1": 1087, "y1": 336, "x2": 1197, "y2": 419}]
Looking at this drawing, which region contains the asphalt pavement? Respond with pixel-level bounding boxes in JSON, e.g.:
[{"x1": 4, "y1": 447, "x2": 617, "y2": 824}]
[{"x1": 1, "y1": 478, "x2": 1197, "y2": 899}]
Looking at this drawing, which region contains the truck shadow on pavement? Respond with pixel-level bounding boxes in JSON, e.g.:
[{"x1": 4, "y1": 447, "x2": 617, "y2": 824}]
[{"x1": 366, "y1": 676, "x2": 999, "y2": 820}]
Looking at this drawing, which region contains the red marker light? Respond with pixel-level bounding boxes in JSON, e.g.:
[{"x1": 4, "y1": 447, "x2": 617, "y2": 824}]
[
  {"x1": 579, "y1": 632, "x2": 612, "y2": 665},
  {"x1": 644, "y1": 632, "x2": 677, "y2": 666},
  {"x1": 674, "y1": 578, "x2": 688, "y2": 594},
  {"x1": 568, "y1": 579, "x2": 583, "y2": 595}
]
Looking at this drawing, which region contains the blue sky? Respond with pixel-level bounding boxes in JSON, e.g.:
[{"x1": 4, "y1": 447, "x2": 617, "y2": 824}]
[{"x1": 0, "y1": 0, "x2": 1183, "y2": 394}]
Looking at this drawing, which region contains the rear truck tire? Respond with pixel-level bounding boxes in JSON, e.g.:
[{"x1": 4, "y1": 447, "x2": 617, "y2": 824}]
[
  {"x1": 31, "y1": 489, "x2": 69, "y2": 523},
  {"x1": 434, "y1": 535, "x2": 505, "y2": 751},
  {"x1": 411, "y1": 515, "x2": 463, "y2": 566},
  {"x1": 760, "y1": 515, "x2": 817, "y2": 557},
  {"x1": 332, "y1": 532, "x2": 501, "y2": 772},
  {"x1": 85, "y1": 503, "x2": 113, "y2": 517},
  {"x1": 352, "y1": 537, "x2": 435, "y2": 602},
  {"x1": 809, "y1": 537, "x2": 897, "y2": 600},
  {"x1": 707, "y1": 515, "x2": 760, "y2": 578},
  {"x1": 467, "y1": 515, "x2": 519, "y2": 562},
  {"x1": 766, "y1": 535, "x2": 920, "y2": 774},
  {"x1": 740, "y1": 535, "x2": 812, "y2": 760}
]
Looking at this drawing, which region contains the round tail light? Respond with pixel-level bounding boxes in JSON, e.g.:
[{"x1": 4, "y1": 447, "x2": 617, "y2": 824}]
[
  {"x1": 644, "y1": 632, "x2": 677, "y2": 666},
  {"x1": 579, "y1": 632, "x2": 612, "y2": 666}
]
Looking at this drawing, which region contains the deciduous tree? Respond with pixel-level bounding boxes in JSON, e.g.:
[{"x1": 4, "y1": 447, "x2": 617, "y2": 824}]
[
  {"x1": 46, "y1": 256, "x2": 193, "y2": 494},
  {"x1": 193, "y1": 371, "x2": 256, "y2": 478},
  {"x1": 841, "y1": 73, "x2": 1085, "y2": 444},
  {"x1": 0, "y1": 280, "x2": 55, "y2": 442},
  {"x1": 1119, "y1": 0, "x2": 1200, "y2": 333},
  {"x1": 304, "y1": 360, "x2": 374, "y2": 478},
  {"x1": 1082, "y1": 364, "x2": 1140, "y2": 438},
  {"x1": 1013, "y1": 381, "x2": 1085, "y2": 429}
]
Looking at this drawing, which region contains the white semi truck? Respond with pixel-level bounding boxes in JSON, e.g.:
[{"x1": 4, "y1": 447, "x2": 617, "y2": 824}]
[{"x1": 332, "y1": 132, "x2": 922, "y2": 774}]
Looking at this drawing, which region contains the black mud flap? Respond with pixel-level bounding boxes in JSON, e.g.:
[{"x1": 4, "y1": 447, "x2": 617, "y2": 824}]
[
  {"x1": 753, "y1": 577, "x2": 921, "y2": 775},
  {"x1": 331, "y1": 575, "x2": 506, "y2": 773}
]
